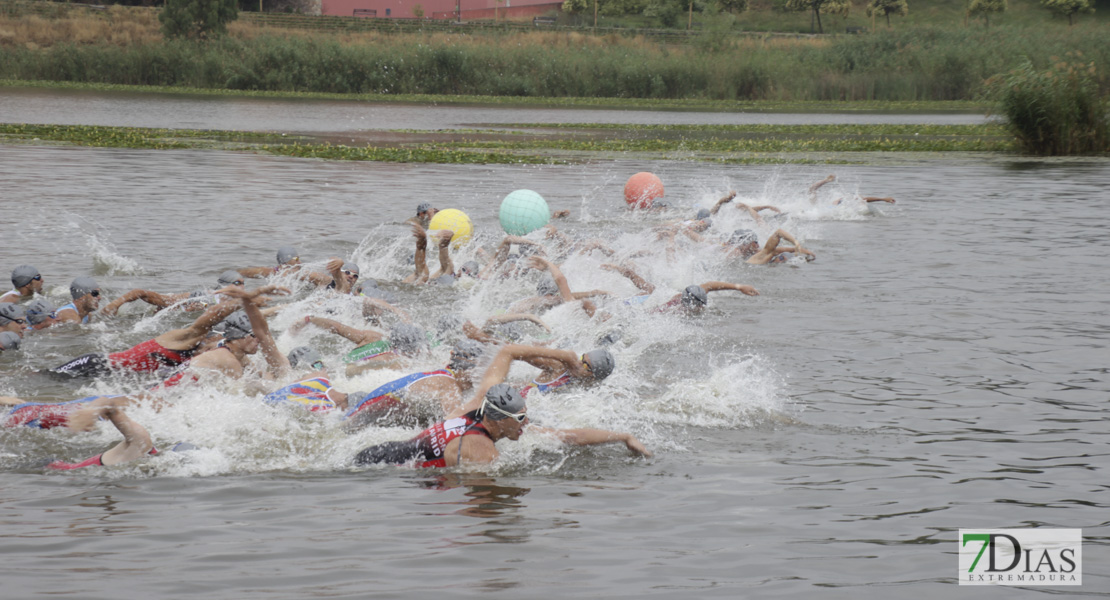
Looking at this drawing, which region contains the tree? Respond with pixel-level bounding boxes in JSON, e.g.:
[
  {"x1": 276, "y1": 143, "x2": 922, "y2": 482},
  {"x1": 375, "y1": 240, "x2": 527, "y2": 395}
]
[
  {"x1": 1040, "y1": 0, "x2": 1093, "y2": 25},
  {"x1": 967, "y1": 0, "x2": 1006, "y2": 27},
  {"x1": 562, "y1": 0, "x2": 588, "y2": 13},
  {"x1": 717, "y1": 0, "x2": 748, "y2": 14},
  {"x1": 866, "y1": 0, "x2": 907, "y2": 26},
  {"x1": 784, "y1": 0, "x2": 850, "y2": 33},
  {"x1": 160, "y1": 0, "x2": 238, "y2": 39},
  {"x1": 412, "y1": 3, "x2": 424, "y2": 17}
]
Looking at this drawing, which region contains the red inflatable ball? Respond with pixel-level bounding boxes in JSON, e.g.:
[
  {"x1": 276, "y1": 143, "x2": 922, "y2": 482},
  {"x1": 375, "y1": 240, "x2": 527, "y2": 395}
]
[{"x1": 624, "y1": 172, "x2": 664, "y2": 209}]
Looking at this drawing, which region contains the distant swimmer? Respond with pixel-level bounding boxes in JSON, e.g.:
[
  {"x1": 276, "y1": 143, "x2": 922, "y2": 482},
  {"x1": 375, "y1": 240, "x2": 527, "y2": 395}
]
[
  {"x1": 406, "y1": 202, "x2": 439, "y2": 231},
  {"x1": 238, "y1": 245, "x2": 334, "y2": 288},
  {"x1": 809, "y1": 174, "x2": 896, "y2": 206},
  {"x1": 726, "y1": 228, "x2": 815, "y2": 265},
  {"x1": 0, "y1": 304, "x2": 28, "y2": 337},
  {"x1": 50, "y1": 293, "x2": 243, "y2": 378},
  {"x1": 0, "y1": 265, "x2": 43, "y2": 304},
  {"x1": 292, "y1": 314, "x2": 429, "y2": 376},
  {"x1": 509, "y1": 256, "x2": 608, "y2": 315},
  {"x1": 353, "y1": 384, "x2": 650, "y2": 468},
  {"x1": 54, "y1": 277, "x2": 100, "y2": 325},
  {"x1": 600, "y1": 263, "x2": 758, "y2": 313}
]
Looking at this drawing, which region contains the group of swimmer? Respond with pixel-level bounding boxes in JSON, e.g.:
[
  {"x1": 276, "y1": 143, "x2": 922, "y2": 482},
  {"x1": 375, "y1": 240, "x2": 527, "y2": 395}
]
[{"x1": 1, "y1": 174, "x2": 892, "y2": 471}]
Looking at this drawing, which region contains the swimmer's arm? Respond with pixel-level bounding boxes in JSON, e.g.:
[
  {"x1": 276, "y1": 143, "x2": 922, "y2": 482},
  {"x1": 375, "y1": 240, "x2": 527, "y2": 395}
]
[
  {"x1": 304, "y1": 316, "x2": 383, "y2": 346},
  {"x1": 403, "y1": 224, "x2": 430, "y2": 284},
  {"x1": 551, "y1": 209, "x2": 571, "y2": 219},
  {"x1": 464, "y1": 321, "x2": 501, "y2": 345},
  {"x1": 709, "y1": 190, "x2": 737, "y2": 215},
  {"x1": 101, "y1": 289, "x2": 180, "y2": 316},
  {"x1": 600, "y1": 263, "x2": 655, "y2": 294},
  {"x1": 299, "y1": 269, "x2": 333, "y2": 288},
  {"x1": 99, "y1": 407, "x2": 155, "y2": 466},
  {"x1": 699, "y1": 281, "x2": 759, "y2": 296},
  {"x1": 361, "y1": 298, "x2": 412, "y2": 323},
  {"x1": 543, "y1": 224, "x2": 573, "y2": 249},
  {"x1": 528, "y1": 257, "x2": 574, "y2": 303},
  {"x1": 808, "y1": 174, "x2": 836, "y2": 198},
  {"x1": 237, "y1": 266, "x2": 273, "y2": 279},
  {"x1": 734, "y1": 202, "x2": 766, "y2": 225},
  {"x1": 482, "y1": 313, "x2": 552, "y2": 334},
  {"x1": 752, "y1": 205, "x2": 782, "y2": 213},
  {"x1": 862, "y1": 196, "x2": 896, "y2": 203},
  {"x1": 54, "y1": 308, "x2": 82, "y2": 324},
  {"x1": 234, "y1": 288, "x2": 292, "y2": 377},
  {"x1": 160, "y1": 299, "x2": 240, "y2": 345},
  {"x1": 326, "y1": 258, "x2": 350, "y2": 294},
  {"x1": 529, "y1": 426, "x2": 652, "y2": 458},
  {"x1": 453, "y1": 344, "x2": 566, "y2": 417},
  {"x1": 429, "y1": 230, "x2": 454, "y2": 280},
  {"x1": 571, "y1": 290, "x2": 609, "y2": 300},
  {"x1": 576, "y1": 240, "x2": 615, "y2": 256}
]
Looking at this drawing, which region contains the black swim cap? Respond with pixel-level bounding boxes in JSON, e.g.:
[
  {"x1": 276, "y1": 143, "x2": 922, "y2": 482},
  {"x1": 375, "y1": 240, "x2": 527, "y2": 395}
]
[
  {"x1": 681, "y1": 285, "x2": 708, "y2": 309},
  {"x1": 482, "y1": 384, "x2": 526, "y2": 421}
]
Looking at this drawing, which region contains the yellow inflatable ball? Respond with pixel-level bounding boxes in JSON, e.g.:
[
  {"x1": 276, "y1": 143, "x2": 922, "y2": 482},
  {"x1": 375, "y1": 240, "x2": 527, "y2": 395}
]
[{"x1": 428, "y1": 209, "x2": 473, "y2": 248}]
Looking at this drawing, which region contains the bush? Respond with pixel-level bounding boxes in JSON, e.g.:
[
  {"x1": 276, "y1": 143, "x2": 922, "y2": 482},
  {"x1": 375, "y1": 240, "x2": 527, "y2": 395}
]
[
  {"x1": 995, "y1": 55, "x2": 1109, "y2": 155},
  {"x1": 160, "y1": 0, "x2": 238, "y2": 40}
]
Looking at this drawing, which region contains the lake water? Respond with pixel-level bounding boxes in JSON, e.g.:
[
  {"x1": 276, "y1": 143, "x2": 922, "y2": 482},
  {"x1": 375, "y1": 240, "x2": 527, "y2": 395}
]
[{"x1": 0, "y1": 91, "x2": 1107, "y2": 599}]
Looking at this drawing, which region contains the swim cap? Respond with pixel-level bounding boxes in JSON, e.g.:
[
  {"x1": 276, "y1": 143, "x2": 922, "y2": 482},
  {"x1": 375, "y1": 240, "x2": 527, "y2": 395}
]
[
  {"x1": 221, "y1": 311, "x2": 253, "y2": 340},
  {"x1": 435, "y1": 314, "x2": 464, "y2": 336},
  {"x1": 460, "y1": 261, "x2": 480, "y2": 278},
  {"x1": 516, "y1": 244, "x2": 540, "y2": 257},
  {"x1": 25, "y1": 298, "x2": 56, "y2": 325},
  {"x1": 188, "y1": 289, "x2": 208, "y2": 299},
  {"x1": 496, "y1": 322, "x2": 525, "y2": 342},
  {"x1": 596, "y1": 329, "x2": 623, "y2": 347},
  {"x1": 652, "y1": 201, "x2": 671, "y2": 210},
  {"x1": 69, "y1": 276, "x2": 99, "y2": 300},
  {"x1": 537, "y1": 276, "x2": 560, "y2": 297},
  {"x1": 0, "y1": 331, "x2": 20, "y2": 350},
  {"x1": 276, "y1": 246, "x2": 299, "y2": 265},
  {"x1": 416, "y1": 202, "x2": 433, "y2": 215},
  {"x1": 434, "y1": 273, "x2": 456, "y2": 286},
  {"x1": 11, "y1": 265, "x2": 40, "y2": 289},
  {"x1": 448, "y1": 339, "x2": 483, "y2": 372},
  {"x1": 696, "y1": 208, "x2": 711, "y2": 220},
  {"x1": 287, "y1": 346, "x2": 324, "y2": 369},
  {"x1": 342, "y1": 262, "x2": 360, "y2": 275},
  {"x1": 357, "y1": 284, "x2": 397, "y2": 303},
  {"x1": 170, "y1": 442, "x2": 200, "y2": 452},
  {"x1": 389, "y1": 323, "x2": 428, "y2": 355},
  {"x1": 582, "y1": 348, "x2": 616, "y2": 381},
  {"x1": 0, "y1": 303, "x2": 26, "y2": 325},
  {"x1": 217, "y1": 270, "x2": 244, "y2": 287},
  {"x1": 729, "y1": 229, "x2": 757, "y2": 246},
  {"x1": 482, "y1": 384, "x2": 526, "y2": 421},
  {"x1": 681, "y1": 285, "x2": 708, "y2": 309}
]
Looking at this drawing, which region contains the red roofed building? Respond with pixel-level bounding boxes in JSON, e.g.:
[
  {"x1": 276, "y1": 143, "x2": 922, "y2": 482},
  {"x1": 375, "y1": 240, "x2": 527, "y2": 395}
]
[{"x1": 321, "y1": 0, "x2": 562, "y2": 20}]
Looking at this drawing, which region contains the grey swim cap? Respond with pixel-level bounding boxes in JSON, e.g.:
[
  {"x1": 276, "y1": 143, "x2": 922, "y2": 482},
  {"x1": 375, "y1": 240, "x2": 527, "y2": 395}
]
[
  {"x1": 696, "y1": 208, "x2": 712, "y2": 220},
  {"x1": 69, "y1": 276, "x2": 99, "y2": 300},
  {"x1": 287, "y1": 346, "x2": 324, "y2": 369},
  {"x1": 357, "y1": 283, "x2": 397, "y2": 303},
  {"x1": 11, "y1": 265, "x2": 40, "y2": 289},
  {"x1": 681, "y1": 285, "x2": 708, "y2": 309},
  {"x1": 582, "y1": 348, "x2": 616, "y2": 381},
  {"x1": 342, "y1": 262, "x2": 360, "y2": 275},
  {"x1": 276, "y1": 246, "x2": 299, "y2": 265},
  {"x1": 221, "y1": 311, "x2": 253, "y2": 341},
  {"x1": 217, "y1": 270, "x2": 244, "y2": 287},
  {"x1": 482, "y1": 384, "x2": 526, "y2": 421},
  {"x1": 652, "y1": 200, "x2": 671, "y2": 210},
  {"x1": 434, "y1": 273, "x2": 456, "y2": 286},
  {"x1": 460, "y1": 261, "x2": 480, "y2": 278},
  {"x1": 389, "y1": 323, "x2": 428, "y2": 355},
  {"x1": 0, "y1": 331, "x2": 20, "y2": 350},
  {"x1": 435, "y1": 314, "x2": 464, "y2": 337},
  {"x1": 188, "y1": 289, "x2": 208, "y2": 299},
  {"x1": 537, "y1": 276, "x2": 560, "y2": 297},
  {"x1": 25, "y1": 298, "x2": 56, "y2": 325},
  {"x1": 170, "y1": 442, "x2": 200, "y2": 453},
  {"x1": 0, "y1": 303, "x2": 27, "y2": 325},
  {"x1": 448, "y1": 339, "x2": 483, "y2": 372},
  {"x1": 729, "y1": 229, "x2": 757, "y2": 246},
  {"x1": 416, "y1": 202, "x2": 433, "y2": 215}
]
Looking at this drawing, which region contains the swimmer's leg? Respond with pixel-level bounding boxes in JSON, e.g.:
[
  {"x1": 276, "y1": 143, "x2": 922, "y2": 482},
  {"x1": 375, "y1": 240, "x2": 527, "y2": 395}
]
[
  {"x1": 49, "y1": 353, "x2": 110, "y2": 378},
  {"x1": 354, "y1": 440, "x2": 420, "y2": 466}
]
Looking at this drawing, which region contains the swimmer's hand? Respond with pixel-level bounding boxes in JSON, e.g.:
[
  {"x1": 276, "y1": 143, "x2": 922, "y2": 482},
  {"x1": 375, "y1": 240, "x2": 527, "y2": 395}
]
[
  {"x1": 526, "y1": 256, "x2": 552, "y2": 271},
  {"x1": 552, "y1": 209, "x2": 571, "y2": 219},
  {"x1": 289, "y1": 315, "x2": 313, "y2": 334},
  {"x1": 735, "y1": 284, "x2": 759, "y2": 296},
  {"x1": 434, "y1": 229, "x2": 453, "y2": 247},
  {"x1": 325, "y1": 257, "x2": 344, "y2": 274},
  {"x1": 624, "y1": 435, "x2": 652, "y2": 458}
]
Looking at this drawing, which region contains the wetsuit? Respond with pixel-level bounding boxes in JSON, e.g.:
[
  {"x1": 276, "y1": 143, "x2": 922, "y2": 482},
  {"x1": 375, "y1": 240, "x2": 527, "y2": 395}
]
[
  {"x1": 519, "y1": 371, "x2": 572, "y2": 398},
  {"x1": 354, "y1": 410, "x2": 491, "y2": 468},
  {"x1": 55, "y1": 302, "x2": 89, "y2": 324},
  {"x1": 344, "y1": 369, "x2": 454, "y2": 424},
  {"x1": 3, "y1": 396, "x2": 117, "y2": 429},
  {"x1": 51, "y1": 338, "x2": 197, "y2": 378},
  {"x1": 262, "y1": 377, "x2": 337, "y2": 412},
  {"x1": 46, "y1": 446, "x2": 158, "y2": 471}
]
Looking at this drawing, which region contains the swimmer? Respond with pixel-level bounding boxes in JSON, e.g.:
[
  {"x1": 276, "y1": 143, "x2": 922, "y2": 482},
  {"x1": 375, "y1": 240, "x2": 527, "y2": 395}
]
[
  {"x1": 809, "y1": 174, "x2": 896, "y2": 206},
  {"x1": 50, "y1": 291, "x2": 244, "y2": 378},
  {"x1": 407, "y1": 202, "x2": 439, "y2": 231},
  {"x1": 0, "y1": 331, "x2": 20, "y2": 353},
  {"x1": 238, "y1": 245, "x2": 334, "y2": 287},
  {"x1": 509, "y1": 257, "x2": 608, "y2": 315},
  {"x1": 25, "y1": 298, "x2": 61, "y2": 330},
  {"x1": 54, "y1": 277, "x2": 100, "y2": 325},
  {"x1": 726, "y1": 228, "x2": 816, "y2": 265},
  {"x1": 45, "y1": 404, "x2": 156, "y2": 471},
  {"x1": 600, "y1": 263, "x2": 758, "y2": 313},
  {"x1": 403, "y1": 223, "x2": 441, "y2": 284},
  {"x1": 2, "y1": 393, "x2": 127, "y2": 429},
  {"x1": 151, "y1": 306, "x2": 267, "y2": 390},
  {"x1": 326, "y1": 260, "x2": 360, "y2": 295},
  {"x1": 449, "y1": 343, "x2": 616, "y2": 409},
  {"x1": 100, "y1": 270, "x2": 246, "y2": 317},
  {"x1": 291, "y1": 314, "x2": 429, "y2": 376},
  {"x1": 353, "y1": 383, "x2": 649, "y2": 468},
  {"x1": 0, "y1": 304, "x2": 28, "y2": 337},
  {"x1": 343, "y1": 339, "x2": 488, "y2": 429},
  {"x1": 1, "y1": 265, "x2": 43, "y2": 304}
]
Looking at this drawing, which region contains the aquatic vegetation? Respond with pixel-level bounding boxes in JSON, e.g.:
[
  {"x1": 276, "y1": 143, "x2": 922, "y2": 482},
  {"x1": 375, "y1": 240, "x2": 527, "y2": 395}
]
[{"x1": 993, "y1": 55, "x2": 1110, "y2": 155}]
